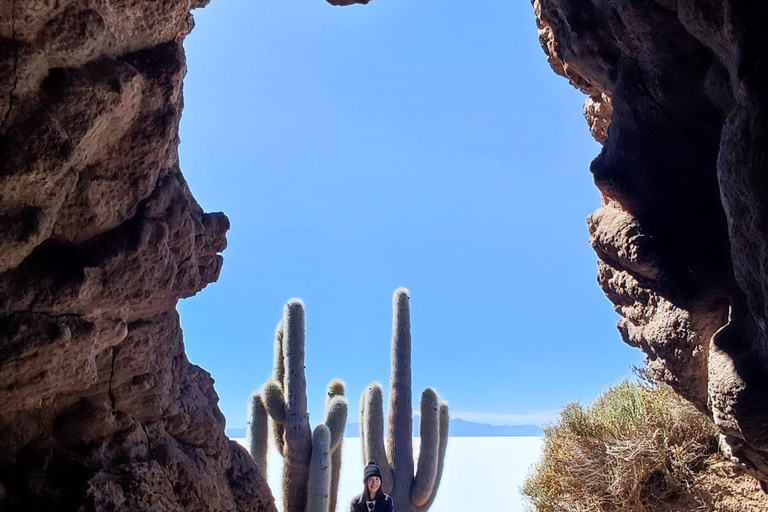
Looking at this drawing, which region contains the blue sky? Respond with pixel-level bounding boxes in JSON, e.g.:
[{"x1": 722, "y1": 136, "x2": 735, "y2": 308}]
[{"x1": 177, "y1": 0, "x2": 644, "y2": 430}]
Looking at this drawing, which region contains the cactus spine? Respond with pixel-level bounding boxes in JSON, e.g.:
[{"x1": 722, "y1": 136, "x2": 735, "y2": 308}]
[
  {"x1": 247, "y1": 299, "x2": 348, "y2": 512},
  {"x1": 361, "y1": 288, "x2": 449, "y2": 512}
]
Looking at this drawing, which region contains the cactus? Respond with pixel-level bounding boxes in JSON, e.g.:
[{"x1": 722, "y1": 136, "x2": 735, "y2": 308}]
[
  {"x1": 247, "y1": 299, "x2": 348, "y2": 512},
  {"x1": 361, "y1": 288, "x2": 449, "y2": 512}
]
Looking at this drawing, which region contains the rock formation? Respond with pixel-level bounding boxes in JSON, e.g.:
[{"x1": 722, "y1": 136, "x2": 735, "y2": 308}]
[
  {"x1": 326, "y1": 0, "x2": 373, "y2": 5},
  {"x1": 532, "y1": 0, "x2": 768, "y2": 488},
  {"x1": 0, "y1": 1, "x2": 275, "y2": 510}
]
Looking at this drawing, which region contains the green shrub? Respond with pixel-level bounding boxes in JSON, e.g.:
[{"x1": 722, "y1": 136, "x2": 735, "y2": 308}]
[{"x1": 522, "y1": 378, "x2": 763, "y2": 512}]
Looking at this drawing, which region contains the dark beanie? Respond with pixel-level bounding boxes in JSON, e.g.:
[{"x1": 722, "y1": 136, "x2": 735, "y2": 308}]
[{"x1": 363, "y1": 461, "x2": 382, "y2": 483}]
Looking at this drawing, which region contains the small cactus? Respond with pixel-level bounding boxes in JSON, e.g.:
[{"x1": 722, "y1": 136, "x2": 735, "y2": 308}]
[
  {"x1": 361, "y1": 288, "x2": 449, "y2": 512},
  {"x1": 247, "y1": 299, "x2": 348, "y2": 512}
]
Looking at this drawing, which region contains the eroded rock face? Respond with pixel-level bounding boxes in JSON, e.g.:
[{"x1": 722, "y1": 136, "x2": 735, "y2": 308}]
[
  {"x1": 533, "y1": 0, "x2": 768, "y2": 488},
  {"x1": 0, "y1": 1, "x2": 274, "y2": 510}
]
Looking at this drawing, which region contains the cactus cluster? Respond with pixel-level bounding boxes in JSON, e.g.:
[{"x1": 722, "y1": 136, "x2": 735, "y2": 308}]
[
  {"x1": 247, "y1": 299, "x2": 348, "y2": 512},
  {"x1": 361, "y1": 288, "x2": 449, "y2": 512},
  {"x1": 248, "y1": 290, "x2": 448, "y2": 512}
]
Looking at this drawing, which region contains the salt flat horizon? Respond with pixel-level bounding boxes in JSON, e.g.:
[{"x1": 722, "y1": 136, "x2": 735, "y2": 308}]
[{"x1": 234, "y1": 436, "x2": 544, "y2": 512}]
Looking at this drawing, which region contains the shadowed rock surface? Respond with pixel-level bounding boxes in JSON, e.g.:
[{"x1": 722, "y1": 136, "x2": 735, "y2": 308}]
[
  {"x1": 0, "y1": 1, "x2": 274, "y2": 510},
  {"x1": 532, "y1": 0, "x2": 768, "y2": 489}
]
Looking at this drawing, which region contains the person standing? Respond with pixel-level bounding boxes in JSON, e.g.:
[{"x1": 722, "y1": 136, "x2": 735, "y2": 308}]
[{"x1": 349, "y1": 461, "x2": 394, "y2": 512}]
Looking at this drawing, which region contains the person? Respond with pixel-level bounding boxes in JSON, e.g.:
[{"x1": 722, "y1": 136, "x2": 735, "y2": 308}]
[{"x1": 349, "y1": 461, "x2": 394, "y2": 512}]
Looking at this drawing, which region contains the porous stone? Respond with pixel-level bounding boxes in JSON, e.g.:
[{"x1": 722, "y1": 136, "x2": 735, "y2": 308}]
[
  {"x1": 533, "y1": 0, "x2": 768, "y2": 488},
  {"x1": 0, "y1": 1, "x2": 275, "y2": 510}
]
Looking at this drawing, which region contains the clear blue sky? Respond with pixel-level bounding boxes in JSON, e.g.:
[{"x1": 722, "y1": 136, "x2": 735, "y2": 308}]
[{"x1": 177, "y1": 0, "x2": 644, "y2": 430}]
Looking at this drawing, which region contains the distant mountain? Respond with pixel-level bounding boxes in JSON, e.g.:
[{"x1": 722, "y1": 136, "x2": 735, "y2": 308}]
[
  {"x1": 226, "y1": 418, "x2": 542, "y2": 439},
  {"x1": 227, "y1": 427, "x2": 247, "y2": 438},
  {"x1": 443, "y1": 418, "x2": 543, "y2": 437},
  {"x1": 344, "y1": 418, "x2": 542, "y2": 437}
]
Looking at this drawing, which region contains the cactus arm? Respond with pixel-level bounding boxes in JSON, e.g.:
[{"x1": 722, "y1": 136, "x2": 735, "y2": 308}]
[
  {"x1": 414, "y1": 401, "x2": 449, "y2": 512},
  {"x1": 324, "y1": 379, "x2": 348, "y2": 452},
  {"x1": 387, "y1": 288, "x2": 414, "y2": 504},
  {"x1": 325, "y1": 395, "x2": 348, "y2": 452},
  {"x1": 324, "y1": 380, "x2": 348, "y2": 512},
  {"x1": 411, "y1": 389, "x2": 440, "y2": 507},
  {"x1": 273, "y1": 321, "x2": 286, "y2": 455},
  {"x1": 247, "y1": 392, "x2": 269, "y2": 473},
  {"x1": 262, "y1": 379, "x2": 287, "y2": 454},
  {"x1": 329, "y1": 445, "x2": 343, "y2": 512},
  {"x1": 262, "y1": 380, "x2": 287, "y2": 423},
  {"x1": 305, "y1": 425, "x2": 332, "y2": 512},
  {"x1": 326, "y1": 399, "x2": 346, "y2": 512},
  {"x1": 282, "y1": 300, "x2": 313, "y2": 512},
  {"x1": 283, "y1": 300, "x2": 309, "y2": 427},
  {"x1": 274, "y1": 320, "x2": 285, "y2": 386},
  {"x1": 362, "y1": 382, "x2": 394, "y2": 493}
]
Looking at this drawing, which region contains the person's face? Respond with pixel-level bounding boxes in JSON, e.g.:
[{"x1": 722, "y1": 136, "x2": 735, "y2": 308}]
[{"x1": 366, "y1": 476, "x2": 381, "y2": 496}]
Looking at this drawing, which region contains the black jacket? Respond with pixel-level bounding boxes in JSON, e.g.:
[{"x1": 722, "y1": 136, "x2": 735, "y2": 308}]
[{"x1": 349, "y1": 492, "x2": 394, "y2": 512}]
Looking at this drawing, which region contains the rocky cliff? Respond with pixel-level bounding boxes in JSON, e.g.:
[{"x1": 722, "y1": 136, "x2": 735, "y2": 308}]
[
  {"x1": 532, "y1": 0, "x2": 768, "y2": 488},
  {"x1": 0, "y1": 1, "x2": 275, "y2": 510}
]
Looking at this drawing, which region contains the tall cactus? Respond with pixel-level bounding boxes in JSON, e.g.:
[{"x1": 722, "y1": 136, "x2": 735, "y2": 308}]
[
  {"x1": 361, "y1": 288, "x2": 449, "y2": 512},
  {"x1": 247, "y1": 299, "x2": 349, "y2": 512}
]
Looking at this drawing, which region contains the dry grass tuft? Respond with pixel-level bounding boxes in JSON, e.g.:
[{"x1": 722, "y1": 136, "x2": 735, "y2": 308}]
[{"x1": 522, "y1": 379, "x2": 765, "y2": 512}]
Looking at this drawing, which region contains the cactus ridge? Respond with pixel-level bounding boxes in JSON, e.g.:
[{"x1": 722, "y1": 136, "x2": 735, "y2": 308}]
[
  {"x1": 247, "y1": 299, "x2": 348, "y2": 512},
  {"x1": 361, "y1": 289, "x2": 449, "y2": 512}
]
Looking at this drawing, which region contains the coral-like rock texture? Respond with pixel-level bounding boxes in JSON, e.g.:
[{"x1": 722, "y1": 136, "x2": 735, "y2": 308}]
[
  {"x1": 533, "y1": 0, "x2": 768, "y2": 488},
  {"x1": 0, "y1": 1, "x2": 275, "y2": 511}
]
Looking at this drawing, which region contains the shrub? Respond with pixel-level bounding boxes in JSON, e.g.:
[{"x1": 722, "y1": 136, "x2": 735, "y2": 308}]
[{"x1": 522, "y1": 378, "x2": 764, "y2": 512}]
